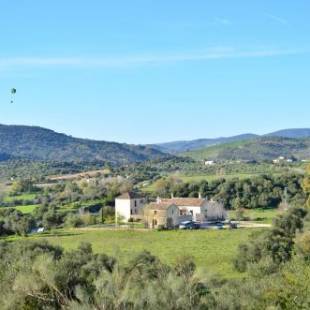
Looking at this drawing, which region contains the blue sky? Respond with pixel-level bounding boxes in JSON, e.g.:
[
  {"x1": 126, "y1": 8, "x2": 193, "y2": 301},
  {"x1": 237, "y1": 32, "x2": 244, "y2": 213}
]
[{"x1": 0, "y1": 0, "x2": 309, "y2": 144}]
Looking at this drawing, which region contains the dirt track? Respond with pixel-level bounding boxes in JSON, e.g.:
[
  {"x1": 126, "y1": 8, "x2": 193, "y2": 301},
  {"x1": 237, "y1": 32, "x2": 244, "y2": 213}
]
[{"x1": 237, "y1": 221, "x2": 271, "y2": 228}]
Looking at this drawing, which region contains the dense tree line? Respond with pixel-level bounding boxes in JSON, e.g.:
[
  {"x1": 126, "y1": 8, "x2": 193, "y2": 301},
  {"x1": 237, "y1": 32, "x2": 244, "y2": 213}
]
[
  {"x1": 154, "y1": 174, "x2": 307, "y2": 209},
  {"x1": 0, "y1": 176, "x2": 131, "y2": 236},
  {"x1": 117, "y1": 158, "x2": 301, "y2": 186},
  {"x1": 0, "y1": 160, "x2": 110, "y2": 181},
  {"x1": 36, "y1": 176, "x2": 132, "y2": 207}
]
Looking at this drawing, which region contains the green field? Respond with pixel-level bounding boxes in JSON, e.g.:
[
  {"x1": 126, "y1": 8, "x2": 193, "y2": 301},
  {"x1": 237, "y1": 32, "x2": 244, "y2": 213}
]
[
  {"x1": 228, "y1": 208, "x2": 280, "y2": 224},
  {"x1": 20, "y1": 228, "x2": 260, "y2": 278},
  {"x1": 13, "y1": 204, "x2": 39, "y2": 214},
  {"x1": 0, "y1": 204, "x2": 39, "y2": 214},
  {"x1": 3, "y1": 193, "x2": 37, "y2": 202}
]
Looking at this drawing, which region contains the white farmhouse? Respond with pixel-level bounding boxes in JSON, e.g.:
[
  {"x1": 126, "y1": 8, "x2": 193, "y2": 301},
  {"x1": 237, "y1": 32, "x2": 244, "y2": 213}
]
[
  {"x1": 159, "y1": 195, "x2": 227, "y2": 222},
  {"x1": 204, "y1": 160, "x2": 215, "y2": 166},
  {"x1": 144, "y1": 202, "x2": 180, "y2": 229},
  {"x1": 160, "y1": 195, "x2": 209, "y2": 222},
  {"x1": 115, "y1": 192, "x2": 146, "y2": 222}
]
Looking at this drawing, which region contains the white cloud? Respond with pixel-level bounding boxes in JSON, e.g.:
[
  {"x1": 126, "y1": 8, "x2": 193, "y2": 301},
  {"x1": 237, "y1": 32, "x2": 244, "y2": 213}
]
[
  {"x1": 265, "y1": 14, "x2": 288, "y2": 25},
  {"x1": 0, "y1": 47, "x2": 306, "y2": 70}
]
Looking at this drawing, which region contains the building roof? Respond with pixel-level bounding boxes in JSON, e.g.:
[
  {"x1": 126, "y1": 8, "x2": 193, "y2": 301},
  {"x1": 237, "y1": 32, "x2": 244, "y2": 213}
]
[
  {"x1": 146, "y1": 202, "x2": 176, "y2": 211},
  {"x1": 161, "y1": 198, "x2": 205, "y2": 207},
  {"x1": 116, "y1": 192, "x2": 143, "y2": 199}
]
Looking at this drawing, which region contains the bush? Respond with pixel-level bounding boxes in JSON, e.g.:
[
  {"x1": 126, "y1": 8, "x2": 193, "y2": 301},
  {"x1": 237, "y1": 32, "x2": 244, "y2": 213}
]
[
  {"x1": 235, "y1": 208, "x2": 245, "y2": 220},
  {"x1": 80, "y1": 214, "x2": 97, "y2": 226},
  {"x1": 65, "y1": 213, "x2": 84, "y2": 228},
  {"x1": 296, "y1": 231, "x2": 310, "y2": 262},
  {"x1": 0, "y1": 241, "x2": 211, "y2": 309}
]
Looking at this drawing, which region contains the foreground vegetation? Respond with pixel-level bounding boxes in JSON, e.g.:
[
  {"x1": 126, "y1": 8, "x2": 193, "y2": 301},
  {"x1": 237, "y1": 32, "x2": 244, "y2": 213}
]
[
  {"x1": 1, "y1": 203, "x2": 309, "y2": 309},
  {"x1": 23, "y1": 228, "x2": 255, "y2": 278}
]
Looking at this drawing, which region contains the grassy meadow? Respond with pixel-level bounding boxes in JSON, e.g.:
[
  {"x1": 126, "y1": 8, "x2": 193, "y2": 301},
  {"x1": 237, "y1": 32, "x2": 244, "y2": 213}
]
[
  {"x1": 228, "y1": 208, "x2": 280, "y2": 224},
  {"x1": 13, "y1": 204, "x2": 39, "y2": 214},
  {"x1": 11, "y1": 228, "x2": 261, "y2": 278},
  {"x1": 3, "y1": 193, "x2": 37, "y2": 202}
]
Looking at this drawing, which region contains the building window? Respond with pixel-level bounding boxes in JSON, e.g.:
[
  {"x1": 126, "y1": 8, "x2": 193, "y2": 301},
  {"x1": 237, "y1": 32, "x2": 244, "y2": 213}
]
[
  {"x1": 134, "y1": 200, "x2": 137, "y2": 207},
  {"x1": 180, "y1": 209, "x2": 186, "y2": 216},
  {"x1": 154, "y1": 210, "x2": 157, "y2": 215},
  {"x1": 130, "y1": 209, "x2": 133, "y2": 215}
]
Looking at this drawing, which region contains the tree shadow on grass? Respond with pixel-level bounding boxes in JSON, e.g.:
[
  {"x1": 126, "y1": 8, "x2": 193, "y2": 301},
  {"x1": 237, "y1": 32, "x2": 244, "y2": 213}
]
[{"x1": 33, "y1": 231, "x2": 83, "y2": 238}]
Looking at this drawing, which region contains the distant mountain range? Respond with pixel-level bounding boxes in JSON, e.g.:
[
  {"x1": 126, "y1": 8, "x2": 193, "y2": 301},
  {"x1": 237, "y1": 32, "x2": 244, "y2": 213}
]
[
  {"x1": 266, "y1": 128, "x2": 310, "y2": 139},
  {"x1": 0, "y1": 125, "x2": 309, "y2": 165},
  {"x1": 0, "y1": 124, "x2": 168, "y2": 165},
  {"x1": 155, "y1": 128, "x2": 310, "y2": 154},
  {"x1": 155, "y1": 134, "x2": 258, "y2": 154},
  {"x1": 182, "y1": 136, "x2": 310, "y2": 162}
]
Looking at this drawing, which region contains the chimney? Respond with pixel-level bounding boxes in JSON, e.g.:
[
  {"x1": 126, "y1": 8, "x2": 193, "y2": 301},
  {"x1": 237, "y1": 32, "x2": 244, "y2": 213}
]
[
  {"x1": 156, "y1": 196, "x2": 161, "y2": 204},
  {"x1": 198, "y1": 192, "x2": 202, "y2": 199}
]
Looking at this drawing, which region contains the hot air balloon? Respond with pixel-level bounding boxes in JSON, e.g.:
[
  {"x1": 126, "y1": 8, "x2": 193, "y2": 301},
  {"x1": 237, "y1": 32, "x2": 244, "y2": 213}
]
[{"x1": 11, "y1": 88, "x2": 16, "y2": 103}]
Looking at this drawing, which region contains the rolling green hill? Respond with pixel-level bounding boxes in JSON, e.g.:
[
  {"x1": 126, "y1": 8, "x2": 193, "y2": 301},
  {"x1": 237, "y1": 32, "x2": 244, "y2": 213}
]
[
  {"x1": 0, "y1": 124, "x2": 168, "y2": 165},
  {"x1": 156, "y1": 128, "x2": 310, "y2": 154},
  {"x1": 267, "y1": 128, "x2": 310, "y2": 139},
  {"x1": 183, "y1": 136, "x2": 310, "y2": 161},
  {"x1": 154, "y1": 134, "x2": 258, "y2": 153}
]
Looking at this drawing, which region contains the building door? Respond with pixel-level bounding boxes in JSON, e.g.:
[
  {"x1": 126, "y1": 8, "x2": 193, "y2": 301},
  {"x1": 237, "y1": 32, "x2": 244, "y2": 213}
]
[
  {"x1": 167, "y1": 217, "x2": 173, "y2": 229},
  {"x1": 152, "y1": 219, "x2": 157, "y2": 228}
]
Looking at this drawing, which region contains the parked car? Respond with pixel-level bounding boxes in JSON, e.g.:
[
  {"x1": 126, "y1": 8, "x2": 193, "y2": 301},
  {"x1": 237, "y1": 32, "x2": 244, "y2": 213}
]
[
  {"x1": 214, "y1": 222, "x2": 224, "y2": 229},
  {"x1": 229, "y1": 222, "x2": 238, "y2": 229},
  {"x1": 179, "y1": 221, "x2": 200, "y2": 230},
  {"x1": 201, "y1": 222, "x2": 224, "y2": 230}
]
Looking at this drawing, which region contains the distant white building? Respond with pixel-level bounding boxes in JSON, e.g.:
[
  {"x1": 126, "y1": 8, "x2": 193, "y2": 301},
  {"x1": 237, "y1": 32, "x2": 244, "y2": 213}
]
[
  {"x1": 273, "y1": 156, "x2": 285, "y2": 164},
  {"x1": 160, "y1": 194, "x2": 211, "y2": 222},
  {"x1": 145, "y1": 195, "x2": 227, "y2": 227},
  {"x1": 144, "y1": 202, "x2": 180, "y2": 229},
  {"x1": 273, "y1": 156, "x2": 296, "y2": 164},
  {"x1": 115, "y1": 192, "x2": 146, "y2": 222},
  {"x1": 204, "y1": 160, "x2": 215, "y2": 166},
  {"x1": 115, "y1": 192, "x2": 226, "y2": 227}
]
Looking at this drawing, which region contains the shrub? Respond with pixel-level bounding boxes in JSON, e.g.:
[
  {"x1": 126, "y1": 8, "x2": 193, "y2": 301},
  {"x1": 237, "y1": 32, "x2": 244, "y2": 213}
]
[
  {"x1": 296, "y1": 231, "x2": 310, "y2": 262},
  {"x1": 80, "y1": 214, "x2": 97, "y2": 226},
  {"x1": 65, "y1": 213, "x2": 84, "y2": 228}
]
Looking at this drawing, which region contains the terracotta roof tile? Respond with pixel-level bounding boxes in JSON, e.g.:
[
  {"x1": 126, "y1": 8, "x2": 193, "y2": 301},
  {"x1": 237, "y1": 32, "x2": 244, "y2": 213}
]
[
  {"x1": 146, "y1": 202, "x2": 176, "y2": 211},
  {"x1": 161, "y1": 198, "x2": 205, "y2": 207}
]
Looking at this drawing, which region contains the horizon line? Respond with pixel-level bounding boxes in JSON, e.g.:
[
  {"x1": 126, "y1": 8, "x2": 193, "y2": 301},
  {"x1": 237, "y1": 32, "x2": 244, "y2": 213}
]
[{"x1": 1, "y1": 123, "x2": 309, "y2": 145}]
